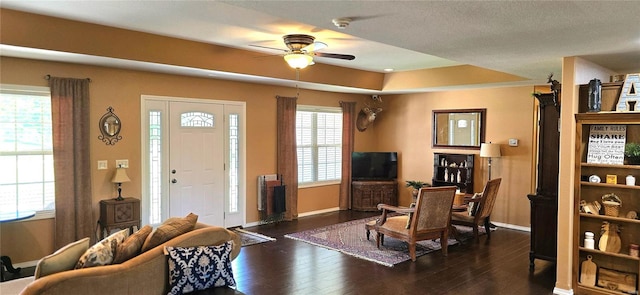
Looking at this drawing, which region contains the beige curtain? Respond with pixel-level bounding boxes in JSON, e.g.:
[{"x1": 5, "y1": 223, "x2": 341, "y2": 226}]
[
  {"x1": 276, "y1": 96, "x2": 298, "y2": 220},
  {"x1": 49, "y1": 77, "x2": 94, "y2": 248},
  {"x1": 339, "y1": 101, "x2": 356, "y2": 210}
]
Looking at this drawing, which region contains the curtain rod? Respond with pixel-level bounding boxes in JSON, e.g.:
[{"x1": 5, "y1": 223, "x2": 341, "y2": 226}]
[{"x1": 44, "y1": 74, "x2": 92, "y2": 82}]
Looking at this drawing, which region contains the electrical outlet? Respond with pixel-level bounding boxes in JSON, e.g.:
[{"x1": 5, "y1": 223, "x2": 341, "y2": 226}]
[
  {"x1": 508, "y1": 138, "x2": 519, "y2": 147},
  {"x1": 115, "y1": 159, "x2": 129, "y2": 168},
  {"x1": 97, "y1": 160, "x2": 108, "y2": 170}
]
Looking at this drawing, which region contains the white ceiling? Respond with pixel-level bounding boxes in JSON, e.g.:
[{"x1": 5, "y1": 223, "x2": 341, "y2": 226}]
[{"x1": 1, "y1": 0, "x2": 639, "y2": 92}]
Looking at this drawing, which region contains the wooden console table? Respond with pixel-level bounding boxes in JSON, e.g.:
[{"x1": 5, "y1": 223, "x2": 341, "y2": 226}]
[
  {"x1": 352, "y1": 180, "x2": 397, "y2": 211},
  {"x1": 99, "y1": 197, "x2": 141, "y2": 239}
]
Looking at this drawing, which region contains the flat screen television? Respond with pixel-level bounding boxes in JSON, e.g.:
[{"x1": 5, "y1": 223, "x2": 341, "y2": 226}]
[{"x1": 351, "y1": 152, "x2": 398, "y2": 181}]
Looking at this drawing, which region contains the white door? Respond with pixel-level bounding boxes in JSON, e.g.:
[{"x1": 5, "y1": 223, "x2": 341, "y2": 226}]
[{"x1": 168, "y1": 101, "x2": 225, "y2": 226}]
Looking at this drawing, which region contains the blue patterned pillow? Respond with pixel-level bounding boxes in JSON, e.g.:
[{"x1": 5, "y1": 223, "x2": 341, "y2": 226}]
[{"x1": 165, "y1": 241, "x2": 236, "y2": 294}]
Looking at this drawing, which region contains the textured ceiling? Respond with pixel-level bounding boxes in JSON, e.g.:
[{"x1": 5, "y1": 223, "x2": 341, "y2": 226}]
[{"x1": 1, "y1": 1, "x2": 639, "y2": 91}]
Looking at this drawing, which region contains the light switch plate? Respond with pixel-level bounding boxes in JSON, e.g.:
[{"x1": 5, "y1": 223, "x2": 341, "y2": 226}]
[
  {"x1": 115, "y1": 159, "x2": 129, "y2": 168},
  {"x1": 98, "y1": 160, "x2": 108, "y2": 170},
  {"x1": 508, "y1": 138, "x2": 519, "y2": 147}
]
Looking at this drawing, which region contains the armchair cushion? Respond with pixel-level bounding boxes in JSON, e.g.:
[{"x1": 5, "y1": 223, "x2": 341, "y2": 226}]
[
  {"x1": 34, "y1": 237, "x2": 90, "y2": 278},
  {"x1": 165, "y1": 241, "x2": 236, "y2": 295},
  {"x1": 452, "y1": 211, "x2": 476, "y2": 223},
  {"x1": 75, "y1": 228, "x2": 129, "y2": 269}
]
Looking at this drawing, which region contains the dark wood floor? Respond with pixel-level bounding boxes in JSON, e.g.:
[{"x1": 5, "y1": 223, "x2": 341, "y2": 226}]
[{"x1": 232, "y1": 210, "x2": 557, "y2": 295}]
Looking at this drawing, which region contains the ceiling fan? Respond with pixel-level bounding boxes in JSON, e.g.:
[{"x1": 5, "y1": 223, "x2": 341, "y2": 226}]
[{"x1": 251, "y1": 34, "x2": 355, "y2": 69}]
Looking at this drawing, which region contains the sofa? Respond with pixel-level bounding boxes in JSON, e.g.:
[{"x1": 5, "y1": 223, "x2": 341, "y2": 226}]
[{"x1": 19, "y1": 222, "x2": 241, "y2": 295}]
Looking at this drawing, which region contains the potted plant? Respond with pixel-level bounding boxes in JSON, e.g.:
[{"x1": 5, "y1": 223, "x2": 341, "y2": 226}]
[
  {"x1": 625, "y1": 143, "x2": 640, "y2": 165},
  {"x1": 405, "y1": 180, "x2": 431, "y2": 200}
]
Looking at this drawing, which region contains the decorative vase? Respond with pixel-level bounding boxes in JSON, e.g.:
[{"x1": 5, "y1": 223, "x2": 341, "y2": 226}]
[{"x1": 587, "y1": 78, "x2": 601, "y2": 112}]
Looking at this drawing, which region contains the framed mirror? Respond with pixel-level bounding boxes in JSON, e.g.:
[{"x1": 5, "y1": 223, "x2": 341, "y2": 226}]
[
  {"x1": 433, "y1": 108, "x2": 486, "y2": 149},
  {"x1": 98, "y1": 106, "x2": 122, "y2": 145}
]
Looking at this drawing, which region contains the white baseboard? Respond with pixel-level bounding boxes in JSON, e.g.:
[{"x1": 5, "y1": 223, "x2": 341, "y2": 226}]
[
  {"x1": 243, "y1": 207, "x2": 342, "y2": 228},
  {"x1": 553, "y1": 286, "x2": 574, "y2": 295},
  {"x1": 492, "y1": 221, "x2": 531, "y2": 232},
  {"x1": 297, "y1": 207, "x2": 340, "y2": 218}
]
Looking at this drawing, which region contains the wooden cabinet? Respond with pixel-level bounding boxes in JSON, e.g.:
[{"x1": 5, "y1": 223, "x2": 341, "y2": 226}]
[
  {"x1": 352, "y1": 180, "x2": 397, "y2": 211},
  {"x1": 432, "y1": 153, "x2": 474, "y2": 194},
  {"x1": 529, "y1": 91, "x2": 560, "y2": 270},
  {"x1": 574, "y1": 113, "x2": 640, "y2": 294},
  {"x1": 99, "y1": 197, "x2": 141, "y2": 239}
]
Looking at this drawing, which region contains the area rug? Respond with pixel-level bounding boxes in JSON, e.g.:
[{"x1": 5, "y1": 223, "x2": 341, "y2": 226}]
[
  {"x1": 233, "y1": 228, "x2": 276, "y2": 247},
  {"x1": 284, "y1": 216, "x2": 483, "y2": 267}
]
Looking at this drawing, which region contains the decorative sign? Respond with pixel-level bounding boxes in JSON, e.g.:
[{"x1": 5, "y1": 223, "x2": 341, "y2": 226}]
[
  {"x1": 587, "y1": 125, "x2": 626, "y2": 164},
  {"x1": 616, "y1": 73, "x2": 640, "y2": 112}
]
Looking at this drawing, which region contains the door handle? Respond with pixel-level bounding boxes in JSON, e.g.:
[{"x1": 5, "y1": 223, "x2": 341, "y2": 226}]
[
  {"x1": 171, "y1": 179, "x2": 178, "y2": 184},
  {"x1": 171, "y1": 169, "x2": 176, "y2": 174}
]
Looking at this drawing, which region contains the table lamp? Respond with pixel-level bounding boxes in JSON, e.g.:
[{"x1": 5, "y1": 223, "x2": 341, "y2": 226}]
[
  {"x1": 111, "y1": 165, "x2": 131, "y2": 201},
  {"x1": 480, "y1": 142, "x2": 501, "y2": 180}
]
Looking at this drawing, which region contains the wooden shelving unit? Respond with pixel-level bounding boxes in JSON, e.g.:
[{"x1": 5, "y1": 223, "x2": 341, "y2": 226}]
[
  {"x1": 574, "y1": 112, "x2": 640, "y2": 294},
  {"x1": 432, "y1": 153, "x2": 474, "y2": 194}
]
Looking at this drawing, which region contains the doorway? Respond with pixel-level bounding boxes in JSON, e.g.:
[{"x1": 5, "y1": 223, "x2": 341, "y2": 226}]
[{"x1": 141, "y1": 95, "x2": 245, "y2": 228}]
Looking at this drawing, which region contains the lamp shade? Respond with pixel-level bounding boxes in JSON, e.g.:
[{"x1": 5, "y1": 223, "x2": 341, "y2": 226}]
[
  {"x1": 111, "y1": 167, "x2": 131, "y2": 183},
  {"x1": 284, "y1": 53, "x2": 313, "y2": 69},
  {"x1": 480, "y1": 143, "x2": 501, "y2": 158}
]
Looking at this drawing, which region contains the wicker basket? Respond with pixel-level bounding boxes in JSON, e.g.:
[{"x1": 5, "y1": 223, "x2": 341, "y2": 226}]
[{"x1": 602, "y1": 193, "x2": 622, "y2": 217}]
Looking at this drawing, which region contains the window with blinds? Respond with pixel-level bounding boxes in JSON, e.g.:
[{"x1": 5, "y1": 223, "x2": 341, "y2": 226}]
[
  {"x1": 296, "y1": 106, "x2": 342, "y2": 185},
  {"x1": 0, "y1": 85, "x2": 54, "y2": 215}
]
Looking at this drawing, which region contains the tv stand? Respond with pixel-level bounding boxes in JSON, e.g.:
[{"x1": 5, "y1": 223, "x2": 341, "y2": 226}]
[{"x1": 352, "y1": 180, "x2": 397, "y2": 211}]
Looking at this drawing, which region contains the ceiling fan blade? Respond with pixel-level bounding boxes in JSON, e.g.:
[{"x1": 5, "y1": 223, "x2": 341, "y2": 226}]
[
  {"x1": 313, "y1": 52, "x2": 355, "y2": 60},
  {"x1": 249, "y1": 44, "x2": 288, "y2": 52},
  {"x1": 302, "y1": 41, "x2": 327, "y2": 53}
]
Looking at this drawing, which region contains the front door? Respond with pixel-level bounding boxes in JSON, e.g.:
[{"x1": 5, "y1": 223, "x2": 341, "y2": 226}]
[{"x1": 168, "y1": 101, "x2": 225, "y2": 226}]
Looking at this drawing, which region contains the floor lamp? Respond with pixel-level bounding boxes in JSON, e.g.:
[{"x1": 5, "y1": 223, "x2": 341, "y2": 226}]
[{"x1": 480, "y1": 142, "x2": 501, "y2": 180}]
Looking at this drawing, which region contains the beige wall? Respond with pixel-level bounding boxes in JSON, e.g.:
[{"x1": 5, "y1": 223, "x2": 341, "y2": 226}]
[
  {"x1": 0, "y1": 56, "x2": 377, "y2": 263},
  {"x1": 375, "y1": 87, "x2": 536, "y2": 227}
]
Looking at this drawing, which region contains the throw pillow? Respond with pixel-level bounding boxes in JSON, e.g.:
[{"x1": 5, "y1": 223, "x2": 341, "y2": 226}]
[
  {"x1": 75, "y1": 228, "x2": 129, "y2": 269},
  {"x1": 113, "y1": 225, "x2": 153, "y2": 264},
  {"x1": 468, "y1": 192, "x2": 483, "y2": 216},
  {"x1": 141, "y1": 212, "x2": 198, "y2": 252},
  {"x1": 405, "y1": 202, "x2": 416, "y2": 229},
  {"x1": 165, "y1": 241, "x2": 236, "y2": 295},
  {"x1": 34, "y1": 237, "x2": 90, "y2": 279}
]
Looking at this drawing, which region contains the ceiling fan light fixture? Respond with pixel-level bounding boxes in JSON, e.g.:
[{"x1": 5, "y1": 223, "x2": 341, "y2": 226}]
[{"x1": 284, "y1": 53, "x2": 313, "y2": 69}]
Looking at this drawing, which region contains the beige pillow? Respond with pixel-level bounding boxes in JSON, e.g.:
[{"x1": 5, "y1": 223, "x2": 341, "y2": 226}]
[
  {"x1": 34, "y1": 237, "x2": 90, "y2": 278},
  {"x1": 113, "y1": 225, "x2": 153, "y2": 264},
  {"x1": 75, "y1": 228, "x2": 129, "y2": 269},
  {"x1": 141, "y1": 213, "x2": 198, "y2": 252}
]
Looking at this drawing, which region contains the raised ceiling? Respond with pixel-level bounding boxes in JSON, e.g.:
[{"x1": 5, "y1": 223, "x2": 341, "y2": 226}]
[{"x1": 1, "y1": 1, "x2": 638, "y2": 93}]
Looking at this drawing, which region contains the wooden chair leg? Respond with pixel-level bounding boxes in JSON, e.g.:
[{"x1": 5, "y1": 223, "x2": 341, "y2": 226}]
[
  {"x1": 409, "y1": 242, "x2": 416, "y2": 261},
  {"x1": 441, "y1": 231, "x2": 448, "y2": 256},
  {"x1": 366, "y1": 229, "x2": 370, "y2": 240},
  {"x1": 473, "y1": 225, "x2": 480, "y2": 242},
  {"x1": 376, "y1": 233, "x2": 381, "y2": 248},
  {"x1": 484, "y1": 218, "x2": 492, "y2": 239},
  {"x1": 450, "y1": 225, "x2": 462, "y2": 243}
]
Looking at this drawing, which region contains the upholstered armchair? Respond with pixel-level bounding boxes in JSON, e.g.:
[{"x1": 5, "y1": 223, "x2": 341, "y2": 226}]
[
  {"x1": 451, "y1": 178, "x2": 502, "y2": 241},
  {"x1": 369, "y1": 186, "x2": 457, "y2": 261}
]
